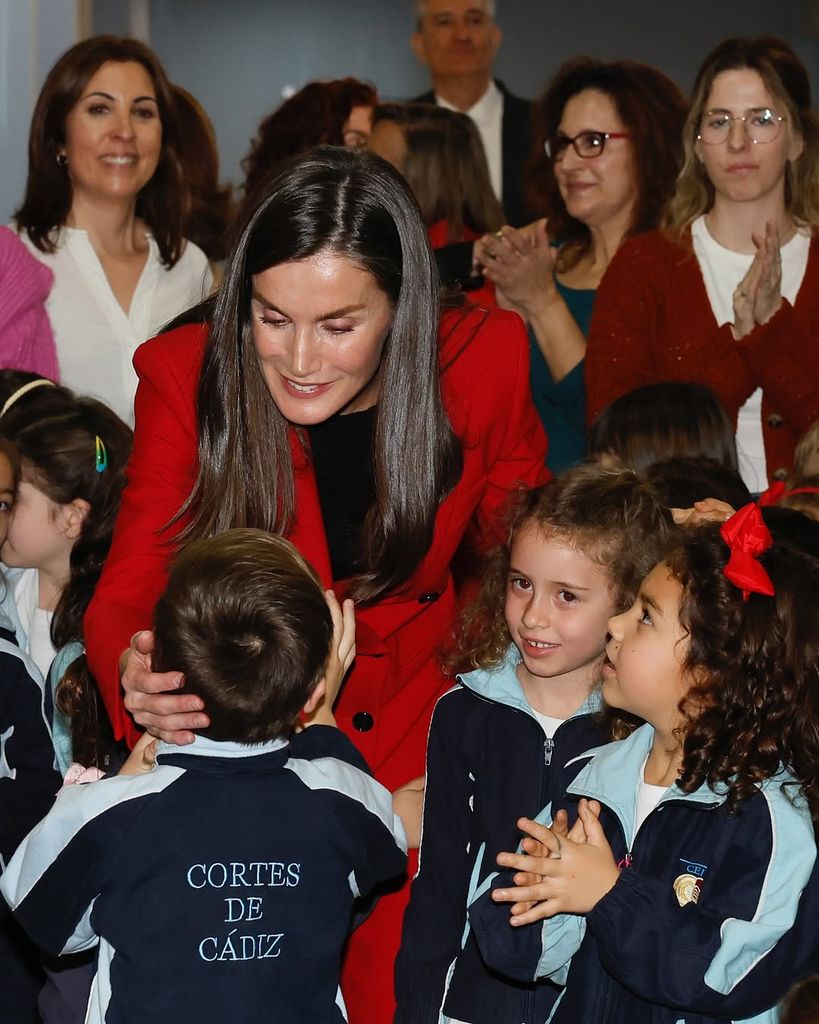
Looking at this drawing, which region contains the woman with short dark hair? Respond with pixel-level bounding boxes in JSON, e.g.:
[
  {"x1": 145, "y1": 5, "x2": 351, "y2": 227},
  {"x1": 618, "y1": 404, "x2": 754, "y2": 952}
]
[
  {"x1": 16, "y1": 36, "x2": 212, "y2": 423},
  {"x1": 85, "y1": 146, "x2": 547, "y2": 1023}
]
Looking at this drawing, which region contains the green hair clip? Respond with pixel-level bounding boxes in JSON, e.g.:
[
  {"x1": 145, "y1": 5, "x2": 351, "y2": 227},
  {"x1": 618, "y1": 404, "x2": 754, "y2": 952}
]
[{"x1": 95, "y1": 435, "x2": 107, "y2": 474}]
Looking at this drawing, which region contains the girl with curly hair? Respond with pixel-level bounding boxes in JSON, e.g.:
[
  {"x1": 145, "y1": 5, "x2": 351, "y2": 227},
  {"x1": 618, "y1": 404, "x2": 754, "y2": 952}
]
[
  {"x1": 477, "y1": 504, "x2": 819, "y2": 1023},
  {"x1": 395, "y1": 464, "x2": 674, "y2": 1024}
]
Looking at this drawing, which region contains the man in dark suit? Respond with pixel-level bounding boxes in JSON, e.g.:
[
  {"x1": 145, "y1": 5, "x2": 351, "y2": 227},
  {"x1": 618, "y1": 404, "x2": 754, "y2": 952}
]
[{"x1": 411, "y1": 0, "x2": 532, "y2": 226}]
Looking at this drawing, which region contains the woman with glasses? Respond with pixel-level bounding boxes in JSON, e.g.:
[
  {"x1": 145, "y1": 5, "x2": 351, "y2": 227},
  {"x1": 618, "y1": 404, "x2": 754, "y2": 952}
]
[
  {"x1": 474, "y1": 58, "x2": 686, "y2": 471},
  {"x1": 587, "y1": 36, "x2": 819, "y2": 490}
]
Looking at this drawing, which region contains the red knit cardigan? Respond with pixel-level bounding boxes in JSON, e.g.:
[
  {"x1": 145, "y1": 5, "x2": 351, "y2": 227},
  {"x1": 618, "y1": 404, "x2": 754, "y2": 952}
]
[{"x1": 585, "y1": 229, "x2": 819, "y2": 480}]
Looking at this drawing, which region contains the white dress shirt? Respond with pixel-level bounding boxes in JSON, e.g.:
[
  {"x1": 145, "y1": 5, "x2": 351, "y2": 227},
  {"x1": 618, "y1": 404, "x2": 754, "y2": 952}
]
[
  {"x1": 19, "y1": 228, "x2": 212, "y2": 425},
  {"x1": 437, "y1": 80, "x2": 504, "y2": 201}
]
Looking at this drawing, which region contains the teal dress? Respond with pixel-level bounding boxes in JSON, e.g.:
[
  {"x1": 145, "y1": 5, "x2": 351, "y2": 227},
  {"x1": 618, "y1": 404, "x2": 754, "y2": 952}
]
[{"x1": 529, "y1": 278, "x2": 595, "y2": 474}]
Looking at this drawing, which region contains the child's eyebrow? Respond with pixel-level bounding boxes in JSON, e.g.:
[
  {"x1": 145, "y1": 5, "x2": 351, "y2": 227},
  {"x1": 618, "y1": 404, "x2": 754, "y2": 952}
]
[{"x1": 639, "y1": 591, "x2": 663, "y2": 617}]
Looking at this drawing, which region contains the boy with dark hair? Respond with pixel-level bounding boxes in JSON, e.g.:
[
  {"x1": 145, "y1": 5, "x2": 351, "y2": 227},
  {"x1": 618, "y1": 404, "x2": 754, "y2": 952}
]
[{"x1": 1, "y1": 529, "x2": 407, "y2": 1023}]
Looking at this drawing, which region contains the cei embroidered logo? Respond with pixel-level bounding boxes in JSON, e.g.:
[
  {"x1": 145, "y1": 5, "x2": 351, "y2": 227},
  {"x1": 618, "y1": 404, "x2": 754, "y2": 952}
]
[{"x1": 674, "y1": 858, "x2": 707, "y2": 907}]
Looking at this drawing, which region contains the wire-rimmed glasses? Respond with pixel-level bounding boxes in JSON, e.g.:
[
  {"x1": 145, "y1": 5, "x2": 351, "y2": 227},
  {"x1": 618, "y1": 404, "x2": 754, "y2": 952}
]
[{"x1": 697, "y1": 107, "x2": 785, "y2": 146}]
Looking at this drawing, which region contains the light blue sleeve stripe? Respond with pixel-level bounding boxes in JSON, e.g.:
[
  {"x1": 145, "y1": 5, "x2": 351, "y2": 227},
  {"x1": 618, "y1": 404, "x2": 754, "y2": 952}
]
[
  {"x1": 704, "y1": 781, "x2": 817, "y2": 994},
  {"x1": 537, "y1": 914, "x2": 585, "y2": 982},
  {"x1": 284, "y1": 755, "x2": 407, "y2": 853},
  {"x1": 0, "y1": 765, "x2": 184, "y2": 911},
  {"x1": 84, "y1": 938, "x2": 115, "y2": 1023},
  {"x1": 58, "y1": 895, "x2": 99, "y2": 954}
]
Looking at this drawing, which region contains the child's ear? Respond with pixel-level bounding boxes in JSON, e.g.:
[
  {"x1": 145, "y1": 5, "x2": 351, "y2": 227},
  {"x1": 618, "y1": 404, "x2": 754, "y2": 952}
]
[
  {"x1": 302, "y1": 678, "x2": 327, "y2": 717},
  {"x1": 59, "y1": 498, "x2": 90, "y2": 541}
]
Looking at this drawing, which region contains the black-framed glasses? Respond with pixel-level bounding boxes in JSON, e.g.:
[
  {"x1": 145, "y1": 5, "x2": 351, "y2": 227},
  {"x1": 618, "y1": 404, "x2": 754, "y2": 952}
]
[
  {"x1": 697, "y1": 107, "x2": 785, "y2": 146},
  {"x1": 545, "y1": 130, "x2": 630, "y2": 160}
]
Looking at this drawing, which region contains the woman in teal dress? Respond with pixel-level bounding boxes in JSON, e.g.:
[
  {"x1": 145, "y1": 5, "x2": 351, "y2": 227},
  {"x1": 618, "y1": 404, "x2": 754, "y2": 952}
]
[{"x1": 476, "y1": 58, "x2": 685, "y2": 471}]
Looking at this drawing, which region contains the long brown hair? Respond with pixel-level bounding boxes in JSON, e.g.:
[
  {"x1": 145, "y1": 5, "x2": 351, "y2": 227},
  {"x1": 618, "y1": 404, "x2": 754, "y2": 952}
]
[
  {"x1": 372, "y1": 103, "x2": 504, "y2": 241},
  {"x1": 669, "y1": 511, "x2": 819, "y2": 830},
  {"x1": 665, "y1": 36, "x2": 819, "y2": 235},
  {"x1": 171, "y1": 84, "x2": 235, "y2": 263},
  {"x1": 526, "y1": 58, "x2": 687, "y2": 270},
  {"x1": 181, "y1": 147, "x2": 463, "y2": 604},
  {"x1": 15, "y1": 35, "x2": 188, "y2": 267}
]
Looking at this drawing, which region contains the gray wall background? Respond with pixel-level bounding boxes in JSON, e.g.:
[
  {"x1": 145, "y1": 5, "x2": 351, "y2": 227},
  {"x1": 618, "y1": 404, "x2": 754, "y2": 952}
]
[
  {"x1": 3, "y1": 0, "x2": 819, "y2": 221},
  {"x1": 143, "y1": 0, "x2": 819, "y2": 190}
]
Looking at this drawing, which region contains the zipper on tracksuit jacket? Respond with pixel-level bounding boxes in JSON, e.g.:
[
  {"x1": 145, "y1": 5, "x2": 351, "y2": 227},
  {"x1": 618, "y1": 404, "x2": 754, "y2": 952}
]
[{"x1": 467, "y1": 690, "x2": 583, "y2": 1024}]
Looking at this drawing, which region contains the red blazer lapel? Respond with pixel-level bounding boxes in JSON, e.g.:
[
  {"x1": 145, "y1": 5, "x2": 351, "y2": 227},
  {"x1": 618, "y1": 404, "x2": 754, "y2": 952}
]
[{"x1": 287, "y1": 431, "x2": 334, "y2": 588}]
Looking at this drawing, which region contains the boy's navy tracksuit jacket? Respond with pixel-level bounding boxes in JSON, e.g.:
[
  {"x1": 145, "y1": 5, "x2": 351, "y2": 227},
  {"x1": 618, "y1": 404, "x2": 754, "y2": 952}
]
[{"x1": 0, "y1": 725, "x2": 407, "y2": 1023}]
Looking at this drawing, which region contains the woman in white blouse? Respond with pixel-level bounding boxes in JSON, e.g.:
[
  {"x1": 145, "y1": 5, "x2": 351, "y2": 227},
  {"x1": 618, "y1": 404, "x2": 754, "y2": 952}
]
[{"x1": 16, "y1": 36, "x2": 212, "y2": 424}]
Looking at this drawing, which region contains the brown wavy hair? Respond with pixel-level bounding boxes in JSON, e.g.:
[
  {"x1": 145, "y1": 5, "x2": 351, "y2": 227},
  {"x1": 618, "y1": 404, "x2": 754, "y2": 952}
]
[
  {"x1": 449, "y1": 464, "x2": 675, "y2": 672},
  {"x1": 241, "y1": 78, "x2": 377, "y2": 198},
  {"x1": 526, "y1": 58, "x2": 687, "y2": 271},
  {"x1": 15, "y1": 35, "x2": 188, "y2": 268},
  {"x1": 665, "y1": 36, "x2": 819, "y2": 235},
  {"x1": 668, "y1": 510, "x2": 819, "y2": 830}
]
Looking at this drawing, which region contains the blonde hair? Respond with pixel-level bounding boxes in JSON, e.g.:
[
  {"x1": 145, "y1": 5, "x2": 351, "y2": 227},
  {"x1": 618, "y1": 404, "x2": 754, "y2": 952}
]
[
  {"x1": 794, "y1": 421, "x2": 819, "y2": 476},
  {"x1": 664, "y1": 36, "x2": 819, "y2": 235}
]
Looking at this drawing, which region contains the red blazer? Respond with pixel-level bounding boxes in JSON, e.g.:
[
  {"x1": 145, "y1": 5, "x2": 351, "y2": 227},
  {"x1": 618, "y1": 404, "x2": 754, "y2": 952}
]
[
  {"x1": 585, "y1": 230, "x2": 819, "y2": 481},
  {"x1": 85, "y1": 304, "x2": 548, "y2": 791}
]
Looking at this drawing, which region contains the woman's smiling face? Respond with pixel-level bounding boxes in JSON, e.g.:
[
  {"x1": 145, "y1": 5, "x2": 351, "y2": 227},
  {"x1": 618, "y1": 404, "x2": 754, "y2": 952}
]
[{"x1": 250, "y1": 251, "x2": 394, "y2": 425}]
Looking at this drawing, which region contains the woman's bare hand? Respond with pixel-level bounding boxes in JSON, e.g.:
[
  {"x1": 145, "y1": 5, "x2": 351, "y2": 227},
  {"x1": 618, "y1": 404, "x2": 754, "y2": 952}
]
[{"x1": 120, "y1": 630, "x2": 208, "y2": 745}]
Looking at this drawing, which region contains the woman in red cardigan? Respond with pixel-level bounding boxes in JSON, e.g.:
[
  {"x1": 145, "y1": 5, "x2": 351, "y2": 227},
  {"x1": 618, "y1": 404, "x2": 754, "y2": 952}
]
[
  {"x1": 586, "y1": 37, "x2": 819, "y2": 488},
  {"x1": 83, "y1": 147, "x2": 547, "y2": 1023}
]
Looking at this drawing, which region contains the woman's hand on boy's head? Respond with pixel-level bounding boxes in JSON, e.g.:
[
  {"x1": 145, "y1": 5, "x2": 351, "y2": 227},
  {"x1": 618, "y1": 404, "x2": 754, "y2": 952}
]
[
  {"x1": 121, "y1": 630, "x2": 209, "y2": 745},
  {"x1": 493, "y1": 802, "x2": 617, "y2": 924}
]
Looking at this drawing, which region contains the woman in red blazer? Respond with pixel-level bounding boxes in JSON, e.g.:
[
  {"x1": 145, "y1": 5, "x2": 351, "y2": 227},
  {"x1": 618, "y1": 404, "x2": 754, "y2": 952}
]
[{"x1": 84, "y1": 147, "x2": 547, "y2": 1022}]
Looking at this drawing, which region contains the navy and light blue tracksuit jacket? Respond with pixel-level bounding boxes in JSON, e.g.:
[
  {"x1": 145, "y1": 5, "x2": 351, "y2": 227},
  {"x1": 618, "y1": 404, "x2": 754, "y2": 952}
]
[
  {"x1": 471, "y1": 723, "x2": 819, "y2": 1023},
  {"x1": 0, "y1": 612, "x2": 61, "y2": 1022},
  {"x1": 0, "y1": 725, "x2": 407, "y2": 1023},
  {"x1": 395, "y1": 647, "x2": 606, "y2": 1024}
]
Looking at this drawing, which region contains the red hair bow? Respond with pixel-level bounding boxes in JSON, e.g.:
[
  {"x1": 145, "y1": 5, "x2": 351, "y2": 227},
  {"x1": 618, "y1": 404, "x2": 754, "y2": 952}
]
[
  {"x1": 757, "y1": 481, "x2": 787, "y2": 507},
  {"x1": 720, "y1": 503, "x2": 775, "y2": 601}
]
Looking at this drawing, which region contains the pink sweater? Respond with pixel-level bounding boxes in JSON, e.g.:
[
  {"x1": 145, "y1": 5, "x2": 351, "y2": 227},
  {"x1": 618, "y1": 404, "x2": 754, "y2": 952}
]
[{"x1": 0, "y1": 227, "x2": 58, "y2": 380}]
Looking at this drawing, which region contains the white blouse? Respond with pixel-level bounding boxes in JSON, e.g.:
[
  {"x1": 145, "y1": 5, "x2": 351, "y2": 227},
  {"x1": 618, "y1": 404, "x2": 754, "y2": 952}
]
[
  {"x1": 691, "y1": 216, "x2": 810, "y2": 491},
  {"x1": 19, "y1": 228, "x2": 212, "y2": 425}
]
